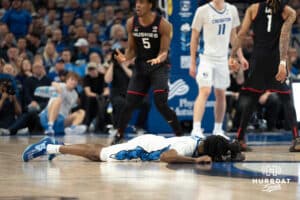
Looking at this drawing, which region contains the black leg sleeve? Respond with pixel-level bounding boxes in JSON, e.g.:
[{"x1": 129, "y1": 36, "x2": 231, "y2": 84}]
[
  {"x1": 236, "y1": 91, "x2": 260, "y2": 140},
  {"x1": 153, "y1": 92, "x2": 183, "y2": 136},
  {"x1": 117, "y1": 93, "x2": 145, "y2": 136},
  {"x1": 279, "y1": 93, "x2": 299, "y2": 139}
]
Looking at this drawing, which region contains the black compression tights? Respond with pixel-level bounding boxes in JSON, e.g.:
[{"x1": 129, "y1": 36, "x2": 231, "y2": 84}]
[
  {"x1": 117, "y1": 92, "x2": 183, "y2": 136},
  {"x1": 236, "y1": 91, "x2": 299, "y2": 140}
]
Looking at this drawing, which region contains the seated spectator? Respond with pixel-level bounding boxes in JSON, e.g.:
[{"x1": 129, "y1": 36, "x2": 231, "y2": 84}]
[
  {"x1": 1, "y1": 0, "x2": 32, "y2": 39},
  {"x1": 62, "y1": 48, "x2": 86, "y2": 78},
  {"x1": 41, "y1": 72, "x2": 86, "y2": 135},
  {"x1": 17, "y1": 37, "x2": 34, "y2": 61},
  {"x1": 48, "y1": 57, "x2": 65, "y2": 82},
  {"x1": 24, "y1": 61, "x2": 51, "y2": 112},
  {"x1": 16, "y1": 58, "x2": 32, "y2": 105},
  {"x1": 42, "y1": 41, "x2": 59, "y2": 72},
  {"x1": 83, "y1": 62, "x2": 109, "y2": 132}
]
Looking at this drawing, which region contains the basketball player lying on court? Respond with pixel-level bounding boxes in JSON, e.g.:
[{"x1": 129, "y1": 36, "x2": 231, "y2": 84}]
[{"x1": 22, "y1": 134, "x2": 245, "y2": 163}]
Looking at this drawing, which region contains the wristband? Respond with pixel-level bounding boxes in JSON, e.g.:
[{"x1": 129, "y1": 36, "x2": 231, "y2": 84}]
[{"x1": 280, "y1": 60, "x2": 287, "y2": 66}]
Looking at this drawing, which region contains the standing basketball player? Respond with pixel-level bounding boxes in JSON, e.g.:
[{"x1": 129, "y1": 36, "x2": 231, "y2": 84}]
[
  {"x1": 230, "y1": 0, "x2": 300, "y2": 151},
  {"x1": 113, "y1": 0, "x2": 182, "y2": 144},
  {"x1": 190, "y1": 0, "x2": 248, "y2": 139}
]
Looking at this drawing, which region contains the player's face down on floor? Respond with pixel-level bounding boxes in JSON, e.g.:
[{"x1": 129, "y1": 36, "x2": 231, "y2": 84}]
[
  {"x1": 201, "y1": 135, "x2": 244, "y2": 162},
  {"x1": 135, "y1": 0, "x2": 153, "y2": 17}
]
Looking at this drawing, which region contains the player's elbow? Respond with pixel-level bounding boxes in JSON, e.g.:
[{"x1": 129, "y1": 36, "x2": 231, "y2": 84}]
[{"x1": 160, "y1": 150, "x2": 177, "y2": 163}]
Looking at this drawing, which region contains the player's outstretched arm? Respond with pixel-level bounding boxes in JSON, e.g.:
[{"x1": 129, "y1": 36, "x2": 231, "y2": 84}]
[
  {"x1": 147, "y1": 18, "x2": 172, "y2": 65},
  {"x1": 160, "y1": 149, "x2": 211, "y2": 164}
]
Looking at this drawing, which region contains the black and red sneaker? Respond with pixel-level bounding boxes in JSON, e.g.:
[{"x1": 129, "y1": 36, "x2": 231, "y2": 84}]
[
  {"x1": 238, "y1": 140, "x2": 252, "y2": 152},
  {"x1": 289, "y1": 137, "x2": 300, "y2": 152}
]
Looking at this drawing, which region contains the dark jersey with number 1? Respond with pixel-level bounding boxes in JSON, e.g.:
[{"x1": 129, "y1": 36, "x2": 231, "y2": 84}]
[
  {"x1": 252, "y1": 2, "x2": 284, "y2": 52},
  {"x1": 242, "y1": 2, "x2": 289, "y2": 93}
]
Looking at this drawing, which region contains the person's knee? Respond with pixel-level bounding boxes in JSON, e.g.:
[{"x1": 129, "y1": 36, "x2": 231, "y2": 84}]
[
  {"x1": 199, "y1": 87, "x2": 211, "y2": 99},
  {"x1": 76, "y1": 109, "x2": 85, "y2": 118}
]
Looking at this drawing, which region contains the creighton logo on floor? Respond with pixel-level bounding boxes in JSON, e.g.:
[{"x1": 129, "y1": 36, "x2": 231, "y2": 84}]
[{"x1": 252, "y1": 165, "x2": 291, "y2": 192}]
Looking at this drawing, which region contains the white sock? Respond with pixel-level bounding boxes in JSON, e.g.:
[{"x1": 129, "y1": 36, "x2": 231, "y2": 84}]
[
  {"x1": 47, "y1": 144, "x2": 62, "y2": 154},
  {"x1": 48, "y1": 122, "x2": 54, "y2": 127},
  {"x1": 213, "y1": 123, "x2": 223, "y2": 132},
  {"x1": 193, "y1": 122, "x2": 201, "y2": 131}
]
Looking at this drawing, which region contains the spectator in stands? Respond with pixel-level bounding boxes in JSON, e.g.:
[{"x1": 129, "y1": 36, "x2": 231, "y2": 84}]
[
  {"x1": 42, "y1": 41, "x2": 59, "y2": 72},
  {"x1": 90, "y1": 0, "x2": 102, "y2": 17},
  {"x1": 60, "y1": 11, "x2": 74, "y2": 37},
  {"x1": 52, "y1": 28, "x2": 68, "y2": 54},
  {"x1": 0, "y1": 0, "x2": 10, "y2": 14},
  {"x1": 0, "y1": 32, "x2": 16, "y2": 61},
  {"x1": 105, "y1": 50, "x2": 150, "y2": 135},
  {"x1": 6, "y1": 45, "x2": 19, "y2": 69},
  {"x1": 23, "y1": 61, "x2": 51, "y2": 112},
  {"x1": 74, "y1": 38, "x2": 90, "y2": 65},
  {"x1": 119, "y1": 0, "x2": 133, "y2": 19},
  {"x1": 48, "y1": 57, "x2": 65, "y2": 82},
  {"x1": 1, "y1": 0, "x2": 32, "y2": 39},
  {"x1": 25, "y1": 32, "x2": 42, "y2": 55},
  {"x1": 110, "y1": 24, "x2": 127, "y2": 50},
  {"x1": 83, "y1": 62, "x2": 109, "y2": 132},
  {"x1": 83, "y1": 10, "x2": 93, "y2": 32},
  {"x1": 41, "y1": 72, "x2": 86, "y2": 135},
  {"x1": 89, "y1": 52, "x2": 105, "y2": 74},
  {"x1": 17, "y1": 37, "x2": 34, "y2": 61},
  {"x1": 0, "y1": 64, "x2": 22, "y2": 130},
  {"x1": 44, "y1": 9, "x2": 60, "y2": 30}
]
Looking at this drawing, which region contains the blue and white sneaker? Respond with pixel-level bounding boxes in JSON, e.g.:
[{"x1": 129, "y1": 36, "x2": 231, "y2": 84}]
[
  {"x1": 44, "y1": 126, "x2": 55, "y2": 135},
  {"x1": 48, "y1": 138, "x2": 64, "y2": 161},
  {"x1": 22, "y1": 137, "x2": 54, "y2": 162}
]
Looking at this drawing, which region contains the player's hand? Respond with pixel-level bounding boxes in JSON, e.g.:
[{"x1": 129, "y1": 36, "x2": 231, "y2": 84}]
[
  {"x1": 229, "y1": 57, "x2": 239, "y2": 72},
  {"x1": 147, "y1": 57, "x2": 161, "y2": 65},
  {"x1": 194, "y1": 155, "x2": 212, "y2": 164},
  {"x1": 275, "y1": 63, "x2": 288, "y2": 83},
  {"x1": 189, "y1": 63, "x2": 197, "y2": 78},
  {"x1": 239, "y1": 57, "x2": 249, "y2": 70},
  {"x1": 114, "y1": 49, "x2": 127, "y2": 63}
]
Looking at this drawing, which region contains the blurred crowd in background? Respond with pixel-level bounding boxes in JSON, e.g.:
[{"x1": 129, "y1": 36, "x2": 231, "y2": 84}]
[{"x1": 0, "y1": 0, "x2": 299, "y2": 135}]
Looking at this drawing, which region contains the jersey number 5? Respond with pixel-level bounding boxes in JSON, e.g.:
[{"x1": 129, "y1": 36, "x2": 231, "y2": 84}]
[{"x1": 142, "y1": 38, "x2": 151, "y2": 49}]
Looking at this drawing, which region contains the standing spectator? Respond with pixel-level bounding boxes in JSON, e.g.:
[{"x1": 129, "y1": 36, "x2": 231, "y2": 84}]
[
  {"x1": 105, "y1": 50, "x2": 150, "y2": 135},
  {"x1": 0, "y1": 64, "x2": 22, "y2": 130},
  {"x1": 83, "y1": 62, "x2": 109, "y2": 132},
  {"x1": 1, "y1": 0, "x2": 32, "y2": 39}
]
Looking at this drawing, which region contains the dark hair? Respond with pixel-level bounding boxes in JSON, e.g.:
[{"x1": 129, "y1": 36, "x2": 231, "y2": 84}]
[
  {"x1": 203, "y1": 136, "x2": 242, "y2": 162},
  {"x1": 148, "y1": 0, "x2": 157, "y2": 10},
  {"x1": 267, "y1": 0, "x2": 282, "y2": 13}
]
